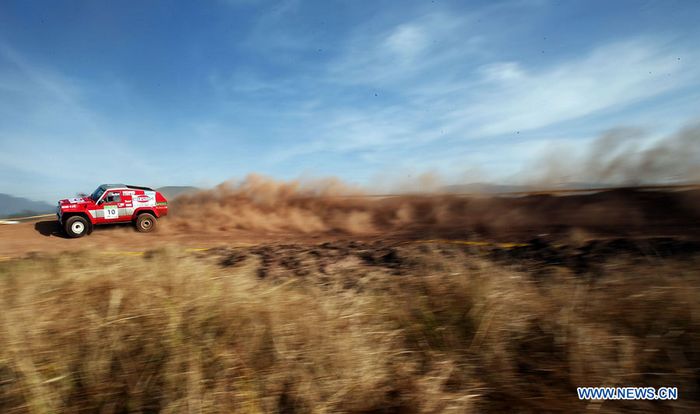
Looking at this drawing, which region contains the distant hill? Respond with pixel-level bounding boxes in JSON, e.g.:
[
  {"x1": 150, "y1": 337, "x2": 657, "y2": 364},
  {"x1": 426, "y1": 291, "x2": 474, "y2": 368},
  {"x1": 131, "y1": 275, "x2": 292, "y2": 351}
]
[
  {"x1": 441, "y1": 183, "x2": 535, "y2": 194},
  {"x1": 441, "y1": 182, "x2": 611, "y2": 194},
  {"x1": 156, "y1": 186, "x2": 199, "y2": 199},
  {"x1": 0, "y1": 194, "x2": 54, "y2": 218}
]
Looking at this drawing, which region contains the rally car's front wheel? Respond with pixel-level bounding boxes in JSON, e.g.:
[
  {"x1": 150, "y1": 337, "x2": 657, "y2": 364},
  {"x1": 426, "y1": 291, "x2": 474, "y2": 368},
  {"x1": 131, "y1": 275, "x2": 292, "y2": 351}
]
[
  {"x1": 64, "y1": 216, "x2": 89, "y2": 238},
  {"x1": 135, "y1": 213, "x2": 157, "y2": 233}
]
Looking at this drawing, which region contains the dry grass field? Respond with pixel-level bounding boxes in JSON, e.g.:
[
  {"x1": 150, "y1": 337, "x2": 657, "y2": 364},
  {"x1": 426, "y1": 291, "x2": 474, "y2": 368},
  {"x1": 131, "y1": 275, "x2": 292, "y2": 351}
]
[{"x1": 1, "y1": 237, "x2": 698, "y2": 413}]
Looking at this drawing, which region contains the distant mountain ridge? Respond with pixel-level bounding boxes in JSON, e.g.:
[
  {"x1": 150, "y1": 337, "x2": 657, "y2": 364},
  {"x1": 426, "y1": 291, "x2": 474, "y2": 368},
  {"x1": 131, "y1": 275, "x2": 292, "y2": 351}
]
[
  {"x1": 0, "y1": 194, "x2": 54, "y2": 218},
  {"x1": 441, "y1": 182, "x2": 610, "y2": 194},
  {"x1": 441, "y1": 183, "x2": 534, "y2": 194}
]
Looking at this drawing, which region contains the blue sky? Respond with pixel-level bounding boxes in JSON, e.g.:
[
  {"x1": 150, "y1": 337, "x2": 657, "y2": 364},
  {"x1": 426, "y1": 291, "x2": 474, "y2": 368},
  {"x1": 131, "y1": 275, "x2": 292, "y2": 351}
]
[{"x1": 1, "y1": 0, "x2": 699, "y2": 201}]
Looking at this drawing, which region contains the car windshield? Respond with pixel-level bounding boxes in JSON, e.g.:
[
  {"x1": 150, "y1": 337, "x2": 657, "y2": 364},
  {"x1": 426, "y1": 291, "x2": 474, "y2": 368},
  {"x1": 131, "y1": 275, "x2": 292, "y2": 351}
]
[{"x1": 90, "y1": 186, "x2": 106, "y2": 202}]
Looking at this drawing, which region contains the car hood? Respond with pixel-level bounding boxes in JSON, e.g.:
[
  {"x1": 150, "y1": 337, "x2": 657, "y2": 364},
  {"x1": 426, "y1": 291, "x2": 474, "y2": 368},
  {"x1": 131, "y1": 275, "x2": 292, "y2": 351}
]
[{"x1": 59, "y1": 197, "x2": 93, "y2": 205}]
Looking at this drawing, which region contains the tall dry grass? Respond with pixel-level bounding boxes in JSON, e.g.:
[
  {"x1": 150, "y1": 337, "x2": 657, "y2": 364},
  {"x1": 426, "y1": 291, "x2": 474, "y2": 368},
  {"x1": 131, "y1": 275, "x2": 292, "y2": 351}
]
[{"x1": 0, "y1": 246, "x2": 698, "y2": 413}]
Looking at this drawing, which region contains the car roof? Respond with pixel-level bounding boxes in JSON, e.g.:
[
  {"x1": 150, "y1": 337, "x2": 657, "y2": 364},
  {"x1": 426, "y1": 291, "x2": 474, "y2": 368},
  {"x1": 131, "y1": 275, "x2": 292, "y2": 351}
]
[
  {"x1": 100, "y1": 184, "x2": 126, "y2": 190},
  {"x1": 99, "y1": 184, "x2": 155, "y2": 191},
  {"x1": 125, "y1": 184, "x2": 155, "y2": 191}
]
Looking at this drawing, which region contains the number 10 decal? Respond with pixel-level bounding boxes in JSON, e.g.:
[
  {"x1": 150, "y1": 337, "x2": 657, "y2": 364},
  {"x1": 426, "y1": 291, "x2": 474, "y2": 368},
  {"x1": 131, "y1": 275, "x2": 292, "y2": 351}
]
[{"x1": 104, "y1": 206, "x2": 119, "y2": 219}]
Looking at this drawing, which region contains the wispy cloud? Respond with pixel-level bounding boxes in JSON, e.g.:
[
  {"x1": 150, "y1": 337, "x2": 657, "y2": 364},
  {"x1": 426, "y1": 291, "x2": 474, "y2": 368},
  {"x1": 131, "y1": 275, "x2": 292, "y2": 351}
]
[
  {"x1": 328, "y1": 12, "x2": 482, "y2": 87},
  {"x1": 447, "y1": 38, "x2": 695, "y2": 136},
  {"x1": 263, "y1": 33, "x2": 697, "y2": 162},
  {"x1": 0, "y1": 42, "x2": 161, "y2": 199}
]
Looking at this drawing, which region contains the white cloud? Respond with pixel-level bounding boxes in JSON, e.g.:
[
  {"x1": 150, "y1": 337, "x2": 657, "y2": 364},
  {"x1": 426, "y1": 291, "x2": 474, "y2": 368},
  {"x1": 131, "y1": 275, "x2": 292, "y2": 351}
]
[
  {"x1": 447, "y1": 39, "x2": 696, "y2": 136},
  {"x1": 328, "y1": 12, "x2": 479, "y2": 86},
  {"x1": 383, "y1": 24, "x2": 429, "y2": 62},
  {"x1": 479, "y1": 62, "x2": 525, "y2": 82},
  {"x1": 325, "y1": 36, "x2": 696, "y2": 147}
]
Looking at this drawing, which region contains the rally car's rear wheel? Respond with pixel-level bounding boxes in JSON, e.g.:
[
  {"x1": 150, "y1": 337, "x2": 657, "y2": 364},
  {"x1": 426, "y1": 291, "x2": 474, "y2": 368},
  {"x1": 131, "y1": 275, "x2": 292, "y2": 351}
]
[
  {"x1": 64, "y1": 216, "x2": 89, "y2": 238},
  {"x1": 135, "y1": 213, "x2": 157, "y2": 233}
]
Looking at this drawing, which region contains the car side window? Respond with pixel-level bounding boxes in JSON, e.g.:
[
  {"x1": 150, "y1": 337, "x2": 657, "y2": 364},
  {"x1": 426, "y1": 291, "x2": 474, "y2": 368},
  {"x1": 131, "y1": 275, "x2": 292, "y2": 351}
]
[{"x1": 105, "y1": 192, "x2": 121, "y2": 203}]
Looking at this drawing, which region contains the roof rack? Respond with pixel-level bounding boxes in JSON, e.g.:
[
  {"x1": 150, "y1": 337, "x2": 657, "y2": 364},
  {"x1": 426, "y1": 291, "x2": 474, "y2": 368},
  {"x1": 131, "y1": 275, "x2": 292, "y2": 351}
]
[
  {"x1": 101, "y1": 183, "x2": 127, "y2": 189},
  {"x1": 125, "y1": 184, "x2": 155, "y2": 191}
]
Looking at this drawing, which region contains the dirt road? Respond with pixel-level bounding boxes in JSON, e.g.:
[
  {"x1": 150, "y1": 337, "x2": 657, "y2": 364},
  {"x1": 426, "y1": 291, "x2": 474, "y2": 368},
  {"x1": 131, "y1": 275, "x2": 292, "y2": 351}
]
[{"x1": 1, "y1": 187, "x2": 699, "y2": 258}]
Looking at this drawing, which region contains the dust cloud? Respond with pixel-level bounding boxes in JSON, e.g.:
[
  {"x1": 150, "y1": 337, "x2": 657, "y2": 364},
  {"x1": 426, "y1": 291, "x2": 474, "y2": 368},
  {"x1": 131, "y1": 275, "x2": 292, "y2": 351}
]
[
  {"x1": 163, "y1": 122, "x2": 699, "y2": 239},
  {"x1": 166, "y1": 174, "x2": 379, "y2": 234},
  {"x1": 530, "y1": 123, "x2": 700, "y2": 186},
  {"x1": 163, "y1": 173, "x2": 699, "y2": 240}
]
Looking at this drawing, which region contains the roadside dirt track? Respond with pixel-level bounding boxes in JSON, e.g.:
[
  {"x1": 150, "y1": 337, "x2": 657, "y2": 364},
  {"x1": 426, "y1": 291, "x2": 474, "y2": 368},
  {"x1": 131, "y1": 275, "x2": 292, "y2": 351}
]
[{"x1": 1, "y1": 187, "x2": 699, "y2": 258}]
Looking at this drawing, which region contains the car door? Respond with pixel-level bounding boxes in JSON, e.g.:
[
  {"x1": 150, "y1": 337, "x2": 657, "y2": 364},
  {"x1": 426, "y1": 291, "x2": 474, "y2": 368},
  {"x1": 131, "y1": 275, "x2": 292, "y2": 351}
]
[{"x1": 98, "y1": 190, "x2": 127, "y2": 223}]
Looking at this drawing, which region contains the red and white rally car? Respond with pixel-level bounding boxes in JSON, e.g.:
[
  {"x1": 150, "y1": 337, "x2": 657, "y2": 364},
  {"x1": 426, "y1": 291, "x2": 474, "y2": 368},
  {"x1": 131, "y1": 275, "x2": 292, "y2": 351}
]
[{"x1": 57, "y1": 184, "x2": 168, "y2": 238}]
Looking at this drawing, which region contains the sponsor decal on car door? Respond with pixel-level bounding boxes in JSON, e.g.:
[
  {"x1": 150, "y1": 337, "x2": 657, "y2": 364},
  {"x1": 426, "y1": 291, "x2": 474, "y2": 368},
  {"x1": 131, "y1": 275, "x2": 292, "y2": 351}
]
[{"x1": 133, "y1": 191, "x2": 156, "y2": 210}]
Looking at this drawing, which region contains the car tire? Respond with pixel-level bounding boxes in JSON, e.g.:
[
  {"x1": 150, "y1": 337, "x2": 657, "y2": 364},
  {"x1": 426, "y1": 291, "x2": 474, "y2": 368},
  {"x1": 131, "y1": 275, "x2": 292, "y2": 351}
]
[
  {"x1": 65, "y1": 216, "x2": 89, "y2": 238},
  {"x1": 135, "y1": 213, "x2": 157, "y2": 233}
]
